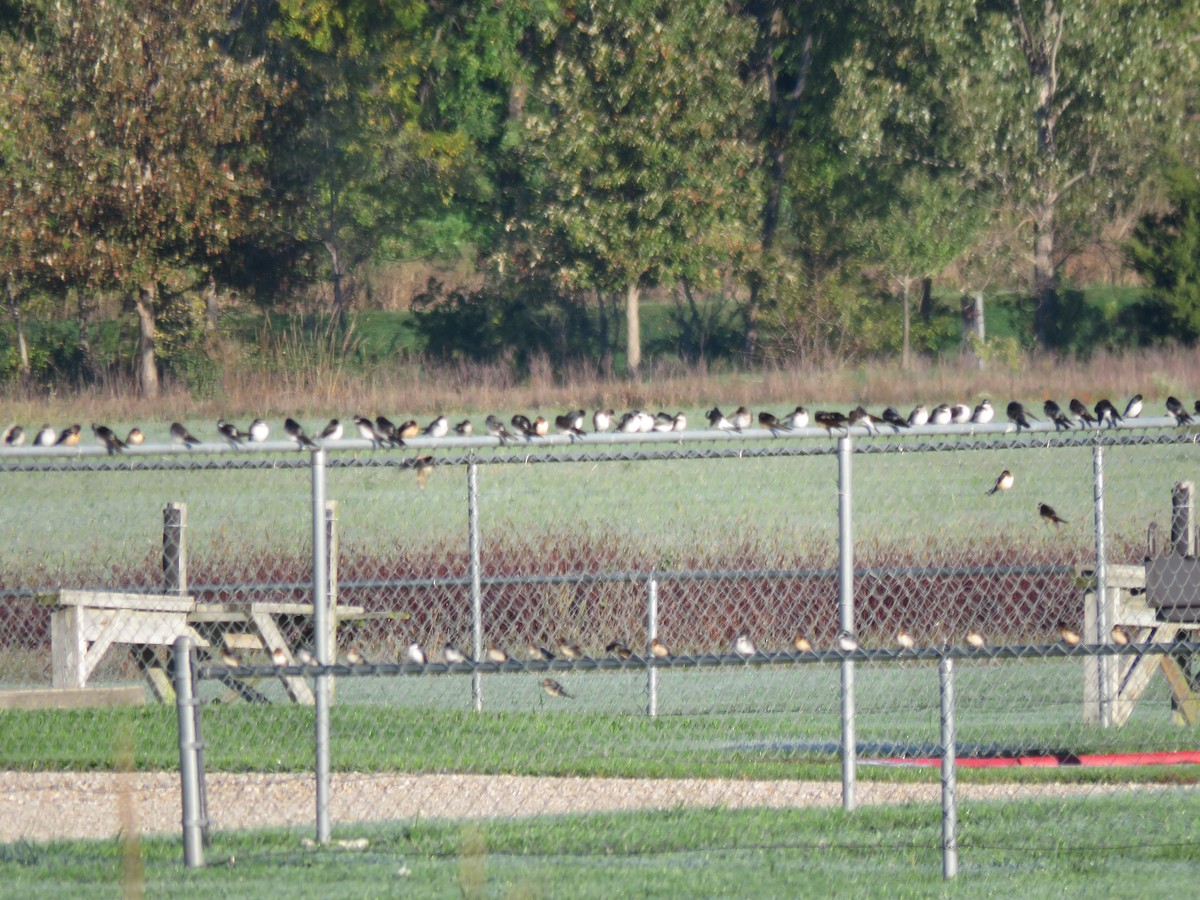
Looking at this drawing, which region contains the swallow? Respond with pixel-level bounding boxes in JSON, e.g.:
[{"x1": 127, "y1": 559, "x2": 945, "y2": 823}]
[
  {"x1": 814, "y1": 411, "x2": 849, "y2": 434},
  {"x1": 653, "y1": 412, "x2": 676, "y2": 432},
  {"x1": 732, "y1": 407, "x2": 752, "y2": 431},
  {"x1": 733, "y1": 631, "x2": 757, "y2": 656},
  {"x1": 555, "y1": 412, "x2": 587, "y2": 438},
  {"x1": 785, "y1": 406, "x2": 810, "y2": 429},
  {"x1": 532, "y1": 416, "x2": 549, "y2": 437},
  {"x1": 950, "y1": 404, "x2": 972, "y2": 424},
  {"x1": 125, "y1": 428, "x2": 144, "y2": 446},
  {"x1": 423, "y1": 416, "x2": 449, "y2": 438},
  {"x1": 485, "y1": 415, "x2": 512, "y2": 444},
  {"x1": 971, "y1": 400, "x2": 995, "y2": 425},
  {"x1": 929, "y1": 404, "x2": 953, "y2": 426},
  {"x1": 881, "y1": 407, "x2": 910, "y2": 431},
  {"x1": 404, "y1": 642, "x2": 427, "y2": 665},
  {"x1": 649, "y1": 638, "x2": 670, "y2": 658},
  {"x1": 345, "y1": 647, "x2": 366, "y2": 666},
  {"x1": 617, "y1": 412, "x2": 642, "y2": 433},
  {"x1": 285, "y1": 418, "x2": 317, "y2": 448},
  {"x1": 33, "y1": 424, "x2": 56, "y2": 446},
  {"x1": 848, "y1": 407, "x2": 878, "y2": 434},
  {"x1": 454, "y1": 419, "x2": 473, "y2": 436},
  {"x1": 353, "y1": 415, "x2": 385, "y2": 447},
  {"x1": 397, "y1": 419, "x2": 420, "y2": 440},
  {"x1": 1194, "y1": 400, "x2": 1200, "y2": 418},
  {"x1": 527, "y1": 642, "x2": 555, "y2": 661},
  {"x1": 296, "y1": 647, "x2": 316, "y2": 666},
  {"x1": 486, "y1": 644, "x2": 509, "y2": 664},
  {"x1": 369, "y1": 416, "x2": 396, "y2": 443},
  {"x1": 1057, "y1": 622, "x2": 1082, "y2": 646},
  {"x1": 907, "y1": 405, "x2": 930, "y2": 427},
  {"x1": 1110, "y1": 625, "x2": 1130, "y2": 646},
  {"x1": 92, "y1": 423, "x2": 126, "y2": 454},
  {"x1": 541, "y1": 678, "x2": 572, "y2": 699},
  {"x1": 706, "y1": 407, "x2": 734, "y2": 431},
  {"x1": 1069, "y1": 399, "x2": 1096, "y2": 427},
  {"x1": 605, "y1": 640, "x2": 633, "y2": 660},
  {"x1": 896, "y1": 629, "x2": 916, "y2": 650},
  {"x1": 1166, "y1": 396, "x2": 1193, "y2": 425},
  {"x1": 556, "y1": 639, "x2": 582, "y2": 660},
  {"x1": 986, "y1": 469, "x2": 1014, "y2": 496},
  {"x1": 1039, "y1": 502, "x2": 1067, "y2": 527},
  {"x1": 836, "y1": 630, "x2": 859, "y2": 653},
  {"x1": 793, "y1": 632, "x2": 813, "y2": 653},
  {"x1": 1094, "y1": 399, "x2": 1121, "y2": 429},
  {"x1": 593, "y1": 410, "x2": 615, "y2": 432},
  {"x1": 1006, "y1": 401, "x2": 1034, "y2": 431},
  {"x1": 171, "y1": 422, "x2": 202, "y2": 448},
  {"x1": 318, "y1": 419, "x2": 343, "y2": 442},
  {"x1": 511, "y1": 414, "x2": 535, "y2": 437},
  {"x1": 271, "y1": 647, "x2": 288, "y2": 666},
  {"x1": 217, "y1": 418, "x2": 243, "y2": 446},
  {"x1": 966, "y1": 629, "x2": 986, "y2": 649},
  {"x1": 221, "y1": 649, "x2": 242, "y2": 669},
  {"x1": 55, "y1": 423, "x2": 82, "y2": 446},
  {"x1": 412, "y1": 455, "x2": 435, "y2": 488},
  {"x1": 1044, "y1": 400, "x2": 1072, "y2": 430},
  {"x1": 2, "y1": 424, "x2": 25, "y2": 446},
  {"x1": 671, "y1": 412, "x2": 687, "y2": 431},
  {"x1": 1123, "y1": 395, "x2": 1143, "y2": 419},
  {"x1": 247, "y1": 418, "x2": 269, "y2": 442},
  {"x1": 758, "y1": 411, "x2": 791, "y2": 436},
  {"x1": 635, "y1": 410, "x2": 657, "y2": 432},
  {"x1": 443, "y1": 643, "x2": 470, "y2": 664}
]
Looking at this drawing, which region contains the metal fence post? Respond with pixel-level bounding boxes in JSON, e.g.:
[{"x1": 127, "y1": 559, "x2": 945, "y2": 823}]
[
  {"x1": 838, "y1": 434, "x2": 856, "y2": 811},
  {"x1": 647, "y1": 578, "x2": 658, "y2": 718},
  {"x1": 940, "y1": 656, "x2": 958, "y2": 879},
  {"x1": 1093, "y1": 442, "x2": 1111, "y2": 728},
  {"x1": 162, "y1": 502, "x2": 187, "y2": 597},
  {"x1": 311, "y1": 448, "x2": 331, "y2": 844},
  {"x1": 173, "y1": 635, "x2": 204, "y2": 868},
  {"x1": 469, "y1": 456, "x2": 483, "y2": 712}
]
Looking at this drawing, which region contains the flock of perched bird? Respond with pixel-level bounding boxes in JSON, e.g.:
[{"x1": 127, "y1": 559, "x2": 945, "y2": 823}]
[{"x1": 2, "y1": 391, "x2": 1194, "y2": 454}]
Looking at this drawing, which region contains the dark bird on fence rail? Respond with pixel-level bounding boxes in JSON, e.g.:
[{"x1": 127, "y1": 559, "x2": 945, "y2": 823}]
[
  {"x1": 511, "y1": 414, "x2": 535, "y2": 437},
  {"x1": 706, "y1": 407, "x2": 735, "y2": 431},
  {"x1": 247, "y1": 418, "x2": 269, "y2": 442},
  {"x1": 217, "y1": 419, "x2": 243, "y2": 446},
  {"x1": 454, "y1": 419, "x2": 473, "y2": 436},
  {"x1": 1123, "y1": 395, "x2": 1144, "y2": 419},
  {"x1": 285, "y1": 418, "x2": 317, "y2": 449},
  {"x1": 950, "y1": 403, "x2": 972, "y2": 424},
  {"x1": 353, "y1": 416, "x2": 384, "y2": 448},
  {"x1": 272, "y1": 647, "x2": 288, "y2": 666},
  {"x1": 55, "y1": 423, "x2": 81, "y2": 446},
  {"x1": 929, "y1": 404, "x2": 953, "y2": 426},
  {"x1": 1039, "y1": 502, "x2": 1068, "y2": 527},
  {"x1": 1069, "y1": 399, "x2": 1096, "y2": 428},
  {"x1": 896, "y1": 629, "x2": 916, "y2": 650},
  {"x1": 605, "y1": 640, "x2": 633, "y2": 660},
  {"x1": 443, "y1": 643, "x2": 470, "y2": 664},
  {"x1": 848, "y1": 406, "x2": 878, "y2": 434},
  {"x1": 1166, "y1": 396, "x2": 1193, "y2": 425},
  {"x1": 125, "y1": 428, "x2": 144, "y2": 447},
  {"x1": 785, "y1": 406, "x2": 810, "y2": 430},
  {"x1": 1095, "y1": 399, "x2": 1121, "y2": 429},
  {"x1": 1110, "y1": 625, "x2": 1130, "y2": 646},
  {"x1": 793, "y1": 632, "x2": 813, "y2": 653},
  {"x1": 1006, "y1": 401, "x2": 1034, "y2": 432},
  {"x1": 541, "y1": 678, "x2": 573, "y2": 699},
  {"x1": 986, "y1": 469, "x2": 1014, "y2": 496},
  {"x1": 971, "y1": 399, "x2": 995, "y2": 425},
  {"x1": 397, "y1": 419, "x2": 421, "y2": 440},
  {"x1": 966, "y1": 629, "x2": 986, "y2": 649},
  {"x1": 318, "y1": 419, "x2": 343, "y2": 443},
  {"x1": 758, "y1": 411, "x2": 791, "y2": 436},
  {"x1": 1194, "y1": 400, "x2": 1200, "y2": 418},
  {"x1": 33, "y1": 424, "x2": 56, "y2": 446},
  {"x1": 907, "y1": 405, "x2": 929, "y2": 427},
  {"x1": 555, "y1": 411, "x2": 587, "y2": 438},
  {"x1": 527, "y1": 643, "x2": 555, "y2": 661},
  {"x1": 486, "y1": 644, "x2": 509, "y2": 664},
  {"x1": 1043, "y1": 400, "x2": 1072, "y2": 431},
  {"x1": 593, "y1": 409, "x2": 615, "y2": 433},
  {"x1": 370, "y1": 416, "x2": 397, "y2": 444},
  {"x1": 2, "y1": 424, "x2": 25, "y2": 446},
  {"x1": 881, "y1": 407, "x2": 909, "y2": 431},
  {"x1": 814, "y1": 410, "x2": 849, "y2": 435},
  {"x1": 1057, "y1": 622, "x2": 1082, "y2": 646},
  {"x1": 171, "y1": 424, "x2": 201, "y2": 448},
  {"x1": 650, "y1": 638, "x2": 671, "y2": 658},
  {"x1": 556, "y1": 639, "x2": 583, "y2": 660},
  {"x1": 423, "y1": 415, "x2": 449, "y2": 438},
  {"x1": 733, "y1": 631, "x2": 757, "y2": 657},
  {"x1": 405, "y1": 642, "x2": 427, "y2": 665},
  {"x1": 836, "y1": 630, "x2": 860, "y2": 653},
  {"x1": 485, "y1": 415, "x2": 513, "y2": 444},
  {"x1": 92, "y1": 424, "x2": 126, "y2": 454}
]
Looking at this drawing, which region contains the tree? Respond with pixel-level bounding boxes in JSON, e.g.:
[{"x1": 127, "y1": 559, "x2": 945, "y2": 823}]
[
  {"x1": 1127, "y1": 165, "x2": 1200, "y2": 340},
  {"x1": 514, "y1": 0, "x2": 759, "y2": 375}
]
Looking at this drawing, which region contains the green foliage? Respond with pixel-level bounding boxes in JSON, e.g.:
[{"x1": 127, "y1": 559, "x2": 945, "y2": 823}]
[{"x1": 1127, "y1": 166, "x2": 1200, "y2": 342}]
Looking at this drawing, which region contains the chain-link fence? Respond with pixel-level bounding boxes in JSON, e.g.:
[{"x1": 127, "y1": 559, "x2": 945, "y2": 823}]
[{"x1": 2, "y1": 415, "x2": 1199, "y2": 883}]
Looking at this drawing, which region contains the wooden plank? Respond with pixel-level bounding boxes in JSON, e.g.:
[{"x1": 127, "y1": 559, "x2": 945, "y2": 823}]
[
  {"x1": 1076, "y1": 564, "x2": 1146, "y2": 591},
  {"x1": 50, "y1": 590, "x2": 195, "y2": 613},
  {"x1": 51, "y1": 606, "x2": 86, "y2": 689},
  {"x1": 222, "y1": 632, "x2": 265, "y2": 651},
  {"x1": 250, "y1": 611, "x2": 314, "y2": 705},
  {"x1": 1160, "y1": 656, "x2": 1200, "y2": 726},
  {"x1": 78, "y1": 608, "x2": 132, "y2": 684},
  {"x1": 0, "y1": 686, "x2": 146, "y2": 710},
  {"x1": 190, "y1": 602, "x2": 365, "y2": 621}
]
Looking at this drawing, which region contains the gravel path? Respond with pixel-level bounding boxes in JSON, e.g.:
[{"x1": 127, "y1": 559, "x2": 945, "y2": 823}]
[{"x1": 3, "y1": 771, "x2": 1180, "y2": 844}]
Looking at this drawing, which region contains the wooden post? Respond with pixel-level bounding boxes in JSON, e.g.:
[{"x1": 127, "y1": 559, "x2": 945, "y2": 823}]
[
  {"x1": 1171, "y1": 482, "x2": 1194, "y2": 557},
  {"x1": 163, "y1": 502, "x2": 188, "y2": 596}
]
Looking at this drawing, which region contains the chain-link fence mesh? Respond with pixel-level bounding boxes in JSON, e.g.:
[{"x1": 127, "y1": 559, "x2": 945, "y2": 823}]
[{"x1": 2, "y1": 418, "x2": 1199, "y2": 884}]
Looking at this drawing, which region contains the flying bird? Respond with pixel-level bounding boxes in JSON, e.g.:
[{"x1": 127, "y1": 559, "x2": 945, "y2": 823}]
[
  {"x1": 986, "y1": 469, "x2": 1014, "y2": 496},
  {"x1": 171, "y1": 422, "x2": 202, "y2": 448},
  {"x1": 541, "y1": 678, "x2": 573, "y2": 699},
  {"x1": 1039, "y1": 502, "x2": 1068, "y2": 527}
]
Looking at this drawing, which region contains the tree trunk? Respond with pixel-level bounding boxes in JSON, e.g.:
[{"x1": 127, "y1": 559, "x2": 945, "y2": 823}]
[
  {"x1": 135, "y1": 283, "x2": 160, "y2": 398},
  {"x1": 5, "y1": 275, "x2": 30, "y2": 381},
  {"x1": 1032, "y1": 201, "x2": 1058, "y2": 345},
  {"x1": 899, "y1": 275, "x2": 912, "y2": 370},
  {"x1": 919, "y1": 277, "x2": 933, "y2": 323},
  {"x1": 205, "y1": 274, "x2": 219, "y2": 333},
  {"x1": 961, "y1": 291, "x2": 986, "y2": 370},
  {"x1": 626, "y1": 282, "x2": 641, "y2": 376}
]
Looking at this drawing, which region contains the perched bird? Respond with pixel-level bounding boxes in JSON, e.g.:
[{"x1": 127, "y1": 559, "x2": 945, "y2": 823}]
[
  {"x1": 296, "y1": 647, "x2": 316, "y2": 666},
  {"x1": 556, "y1": 639, "x2": 583, "y2": 660},
  {"x1": 971, "y1": 400, "x2": 995, "y2": 425},
  {"x1": 353, "y1": 415, "x2": 386, "y2": 448},
  {"x1": 1110, "y1": 625, "x2": 1130, "y2": 646},
  {"x1": 125, "y1": 428, "x2": 145, "y2": 446},
  {"x1": 527, "y1": 643, "x2": 555, "y2": 661},
  {"x1": 836, "y1": 630, "x2": 859, "y2": 653},
  {"x1": 318, "y1": 419, "x2": 344, "y2": 443},
  {"x1": 605, "y1": 640, "x2": 633, "y2": 660},
  {"x1": 454, "y1": 419, "x2": 473, "y2": 436},
  {"x1": 555, "y1": 411, "x2": 587, "y2": 438},
  {"x1": 2, "y1": 424, "x2": 25, "y2": 447},
  {"x1": 92, "y1": 423, "x2": 126, "y2": 454},
  {"x1": 221, "y1": 649, "x2": 242, "y2": 669},
  {"x1": 1166, "y1": 396, "x2": 1193, "y2": 426},
  {"x1": 593, "y1": 409, "x2": 615, "y2": 433},
  {"x1": 929, "y1": 404, "x2": 953, "y2": 426},
  {"x1": 732, "y1": 406, "x2": 752, "y2": 432},
  {"x1": 1069, "y1": 399, "x2": 1096, "y2": 428},
  {"x1": 785, "y1": 406, "x2": 810, "y2": 429},
  {"x1": 617, "y1": 412, "x2": 642, "y2": 433},
  {"x1": 649, "y1": 638, "x2": 671, "y2": 658},
  {"x1": 404, "y1": 642, "x2": 427, "y2": 665},
  {"x1": 217, "y1": 418, "x2": 243, "y2": 446},
  {"x1": 171, "y1": 422, "x2": 202, "y2": 448},
  {"x1": 907, "y1": 405, "x2": 930, "y2": 427},
  {"x1": 511, "y1": 414, "x2": 535, "y2": 437},
  {"x1": 372, "y1": 415, "x2": 399, "y2": 443},
  {"x1": 966, "y1": 630, "x2": 986, "y2": 649},
  {"x1": 1123, "y1": 395, "x2": 1143, "y2": 419},
  {"x1": 1057, "y1": 622, "x2": 1082, "y2": 646},
  {"x1": 532, "y1": 416, "x2": 550, "y2": 437},
  {"x1": 345, "y1": 647, "x2": 366, "y2": 666},
  {"x1": 881, "y1": 407, "x2": 910, "y2": 431},
  {"x1": 485, "y1": 415, "x2": 513, "y2": 444},
  {"x1": 271, "y1": 647, "x2": 288, "y2": 666},
  {"x1": 793, "y1": 632, "x2": 813, "y2": 653},
  {"x1": 413, "y1": 455, "x2": 435, "y2": 489},
  {"x1": 55, "y1": 424, "x2": 82, "y2": 446},
  {"x1": 1194, "y1": 400, "x2": 1200, "y2": 418},
  {"x1": 950, "y1": 403, "x2": 972, "y2": 424},
  {"x1": 671, "y1": 412, "x2": 688, "y2": 431},
  {"x1": 733, "y1": 631, "x2": 757, "y2": 656},
  {"x1": 986, "y1": 469, "x2": 1014, "y2": 496},
  {"x1": 1006, "y1": 401, "x2": 1034, "y2": 431},
  {"x1": 541, "y1": 678, "x2": 573, "y2": 699},
  {"x1": 247, "y1": 418, "x2": 269, "y2": 442},
  {"x1": 848, "y1": 406, "x2": 878, "y2": 434},
  {"x1": 1094, "y1": 399, "x2": 1121, "y2": 429},
  {"x1": 285, "y1": 418, "x2": 317, "y2": 449},
  {"x1": 486, "y1": 644, "x2": 509, "y2": 664},
  {"x1": 814, "y1": 410, "x2": 849, "y2": 435},
  {"x1": 424, "y1": 415, "x2": 450, "y2": 438},
  {"x1": 896, "y1": 629, "x2": 916, "y2": 650},
  {"x1": 706, "y1": 407, "x2": 735, "y2": 431},
  {"x1": 1039, "y1": 502, "x2": 1068, "y2": 527},
  {"x1": 397, "y1": 419, "x2": 421, "y2": 440},
  {"x1": 33, "y1": 424, "x2": 56, "y2": 446},
  {"x1": 443, "y1": 643, "x2": 470, "y2": 664},
  {"x1": 758, "y1": 411, "x2": 790, "y2": 436},
  {"x1": 1043, "y1": 400, "x2": 1072, "y2": 431}
]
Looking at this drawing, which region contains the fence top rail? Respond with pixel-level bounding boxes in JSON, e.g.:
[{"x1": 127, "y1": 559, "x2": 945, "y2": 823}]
[{"x1": 0, "y1": 415, "x2": 1193, "y2": 472}]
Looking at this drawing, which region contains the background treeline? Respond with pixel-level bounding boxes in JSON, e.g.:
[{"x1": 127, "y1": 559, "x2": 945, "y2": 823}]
[{"x1": 0, "y1": 0, "x2": 1198, "y2": 397}]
